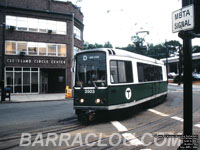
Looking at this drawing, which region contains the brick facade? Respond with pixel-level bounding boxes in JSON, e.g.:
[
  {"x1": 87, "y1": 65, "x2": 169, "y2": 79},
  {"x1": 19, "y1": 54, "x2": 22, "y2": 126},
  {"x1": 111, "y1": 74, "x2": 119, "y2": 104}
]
[{"x1": 0, "y1": 0, "x2": 84, "y2": 93}]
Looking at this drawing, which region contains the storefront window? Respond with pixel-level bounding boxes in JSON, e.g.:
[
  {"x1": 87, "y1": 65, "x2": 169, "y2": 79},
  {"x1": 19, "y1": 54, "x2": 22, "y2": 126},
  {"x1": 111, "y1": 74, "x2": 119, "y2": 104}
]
[
  {"x1": 6, "y1": 41, "x2": 16, "y2": 54},
  {"x1": 23, "y1": 72, "x2": 30, "y2": 93},
  {"x1": 14, "y1": 72, "x2": 22, "y2": 93},
  {"x1": 31, "y1": 72, "x2": 38, "y2": 92},
  {"x1": 5, "y1": 67, "x2": 39, "y2": 93},
  {"x1": 6, "y1": 72, "x2": 13, "y2": 93},
  {"x1": 57, "y1": 44, "x2": 66, "y2": 57}
]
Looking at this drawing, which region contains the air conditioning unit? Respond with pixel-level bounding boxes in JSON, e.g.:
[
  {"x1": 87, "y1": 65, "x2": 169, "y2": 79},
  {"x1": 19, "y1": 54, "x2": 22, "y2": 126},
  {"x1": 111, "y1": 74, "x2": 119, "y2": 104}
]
[
  {"x1": 48, "y1": 29, "x2": 52, "y2": 34},
  {"x1": 6, "y1": 26, "x2": 16, "y2": 32}
]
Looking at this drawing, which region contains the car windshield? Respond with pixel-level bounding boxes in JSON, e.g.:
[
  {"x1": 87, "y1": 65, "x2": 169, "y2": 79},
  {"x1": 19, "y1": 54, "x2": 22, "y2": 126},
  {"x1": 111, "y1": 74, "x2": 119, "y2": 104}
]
[{"x1": 75, "y1": 52, "x2": 106, "y2": 87}]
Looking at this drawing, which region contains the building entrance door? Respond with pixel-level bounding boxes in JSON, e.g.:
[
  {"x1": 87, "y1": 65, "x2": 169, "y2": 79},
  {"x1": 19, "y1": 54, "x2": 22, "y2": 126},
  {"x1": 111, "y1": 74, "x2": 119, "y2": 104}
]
[{"x1": 40, "y1": 71, "x2": 48, "y2": 93}]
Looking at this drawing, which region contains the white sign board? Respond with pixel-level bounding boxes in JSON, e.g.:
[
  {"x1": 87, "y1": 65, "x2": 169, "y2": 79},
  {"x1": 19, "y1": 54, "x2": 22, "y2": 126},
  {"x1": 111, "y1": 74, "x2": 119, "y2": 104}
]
[{"x1": 172, "y1": 5, "x2": 194, "y2": 33}]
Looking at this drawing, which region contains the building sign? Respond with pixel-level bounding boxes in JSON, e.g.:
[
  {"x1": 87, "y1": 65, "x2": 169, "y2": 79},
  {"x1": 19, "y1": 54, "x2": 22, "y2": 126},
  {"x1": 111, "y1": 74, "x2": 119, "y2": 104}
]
[
  {"x1": 5, "y1": 58, "x2": 66, "y2": 66},
  {"x1": 172, "y1": 5, "x2": 194, "y2": 33}
]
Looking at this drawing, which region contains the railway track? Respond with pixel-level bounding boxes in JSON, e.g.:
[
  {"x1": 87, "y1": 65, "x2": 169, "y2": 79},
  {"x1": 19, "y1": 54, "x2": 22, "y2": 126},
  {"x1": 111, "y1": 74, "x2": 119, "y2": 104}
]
[
  {"x1": 1, "y1": 91, "x2": 200, "y2": 150},
  {"x1": 0, "y1": 117, "x2": 84, "y2": 150},
  {"x1": 61, "y1": 95, "x2": 200, "y2": 150}
]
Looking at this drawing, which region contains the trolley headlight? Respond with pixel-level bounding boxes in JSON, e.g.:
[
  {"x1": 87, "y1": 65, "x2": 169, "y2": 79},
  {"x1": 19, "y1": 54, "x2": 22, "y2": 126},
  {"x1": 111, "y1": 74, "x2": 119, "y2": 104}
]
[
  {"x1": 95, "y1": 98, "x2": 101, "y2": 104},
  {"x1": 80, "y1": 98, "x2": 84, "y2": 103}
]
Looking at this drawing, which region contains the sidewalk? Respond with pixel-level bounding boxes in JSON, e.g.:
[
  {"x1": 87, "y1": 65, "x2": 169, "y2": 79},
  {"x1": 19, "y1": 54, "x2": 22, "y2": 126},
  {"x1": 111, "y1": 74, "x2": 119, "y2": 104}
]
[
  {"x1": 168, "y1": 82, "x2": 200, "y2": 92},
  {"x1": 1, "y1": 93, "x2": 69, "y2": 103},
  {"x1": 168, "y1": 82, "x2": 200, "y2": 87}
]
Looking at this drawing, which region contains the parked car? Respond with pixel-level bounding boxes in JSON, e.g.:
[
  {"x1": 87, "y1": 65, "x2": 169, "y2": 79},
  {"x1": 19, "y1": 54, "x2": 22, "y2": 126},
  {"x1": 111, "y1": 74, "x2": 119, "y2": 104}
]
[
  {"x1": 174, "y1": 72, "x2": 200, "y2": 83},
  {"x1": 168, "y1": 72, "x2": 177, "y2": 79},
  {"x1": 192, "y1": 73, "x2": 200, "y2": 81}
]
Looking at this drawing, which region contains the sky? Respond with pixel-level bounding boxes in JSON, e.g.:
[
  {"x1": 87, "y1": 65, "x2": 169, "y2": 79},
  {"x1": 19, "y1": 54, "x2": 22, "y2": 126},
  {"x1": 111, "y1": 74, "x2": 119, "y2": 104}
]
[{"x1": 69, "y1": 0, "x2": 199, "y2": 47}]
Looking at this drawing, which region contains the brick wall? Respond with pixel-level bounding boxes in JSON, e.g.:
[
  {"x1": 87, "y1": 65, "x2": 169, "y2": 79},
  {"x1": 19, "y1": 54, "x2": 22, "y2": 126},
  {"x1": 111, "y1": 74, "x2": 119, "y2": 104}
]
[{"x1": 0, "y1": 0, "x2": 84, "y2": 89}]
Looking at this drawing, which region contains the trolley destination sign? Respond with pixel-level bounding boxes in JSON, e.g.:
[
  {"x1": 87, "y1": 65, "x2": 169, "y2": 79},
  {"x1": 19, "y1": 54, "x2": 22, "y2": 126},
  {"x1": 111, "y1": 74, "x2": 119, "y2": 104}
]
[{"x1": 172, "y1": 5, "x2": 194, "y2": 33}]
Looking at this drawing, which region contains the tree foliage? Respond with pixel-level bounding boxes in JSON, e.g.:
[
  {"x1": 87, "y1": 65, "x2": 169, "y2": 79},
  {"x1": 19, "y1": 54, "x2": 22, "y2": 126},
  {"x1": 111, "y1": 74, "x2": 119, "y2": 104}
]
[
  {"x1": 83, "y1": 41, "x2": 113, "y2": 50},
  {"x1": 83, "y1": 39, "x2": 200, "y2": 60}
]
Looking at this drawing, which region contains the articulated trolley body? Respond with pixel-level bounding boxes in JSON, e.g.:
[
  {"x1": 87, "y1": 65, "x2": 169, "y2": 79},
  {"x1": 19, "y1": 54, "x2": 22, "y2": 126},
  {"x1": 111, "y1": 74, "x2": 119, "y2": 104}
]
[{"x1": 73, "y1": 48, "x2": 168, "y2": 121}]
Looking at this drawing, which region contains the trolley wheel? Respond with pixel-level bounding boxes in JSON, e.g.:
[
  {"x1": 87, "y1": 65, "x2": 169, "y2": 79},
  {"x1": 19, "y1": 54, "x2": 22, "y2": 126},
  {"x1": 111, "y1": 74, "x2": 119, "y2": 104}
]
[
  {"x1": 77, "y1": 112, "x2": 96, "y2": 124},
  {"x1": 77, "y1": 113, "x2": 89, "y2": 124}
]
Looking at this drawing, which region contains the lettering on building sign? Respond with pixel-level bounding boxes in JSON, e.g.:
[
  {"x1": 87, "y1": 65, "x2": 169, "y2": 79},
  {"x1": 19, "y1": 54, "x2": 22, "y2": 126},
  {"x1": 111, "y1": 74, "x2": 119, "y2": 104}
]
[
  {"x1": 172, "y1": 5, "x2": 194, "y2": 33},
  {"x1": 6, "y1": 58, "x2": 66, "y2": 65}
]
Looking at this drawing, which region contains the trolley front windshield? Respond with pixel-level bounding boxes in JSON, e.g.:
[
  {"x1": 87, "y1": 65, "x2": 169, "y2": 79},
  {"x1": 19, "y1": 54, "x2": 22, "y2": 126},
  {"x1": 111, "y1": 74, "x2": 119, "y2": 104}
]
[{"x1": 75, "y1": 52, "x2": 106, "y2": 87}]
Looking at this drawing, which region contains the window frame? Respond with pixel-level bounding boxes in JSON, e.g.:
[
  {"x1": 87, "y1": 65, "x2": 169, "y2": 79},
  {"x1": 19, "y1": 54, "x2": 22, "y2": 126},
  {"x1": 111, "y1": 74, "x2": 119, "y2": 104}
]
[
  {"x1": 137, "y1": 62, "x2": 163, "y2": 83},
  {"x1": 5, "y1": 41, "x2": 67, "y2": 57},
  {"x1": 6, "y1": 15, "x2": 67, "y2": 35},
  {"x1": 110, "y1": 60, "x2": 133, "y2": 84},
  {"x1": 5, "y1": 41, "x2": 17, "y2": 55}
]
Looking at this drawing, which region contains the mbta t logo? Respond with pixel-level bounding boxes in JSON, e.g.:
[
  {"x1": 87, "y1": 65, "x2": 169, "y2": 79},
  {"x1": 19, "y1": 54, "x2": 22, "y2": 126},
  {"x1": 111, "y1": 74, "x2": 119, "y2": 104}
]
[{"x1": 125, "y1": 88, "x2": 132, "y2": 100}]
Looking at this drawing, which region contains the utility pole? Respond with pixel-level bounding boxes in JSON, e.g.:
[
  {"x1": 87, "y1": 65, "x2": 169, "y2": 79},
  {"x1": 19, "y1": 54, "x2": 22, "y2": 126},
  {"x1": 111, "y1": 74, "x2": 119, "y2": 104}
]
[{"x1": 1, "y1": 4, "x2": 6, "y2": 102}]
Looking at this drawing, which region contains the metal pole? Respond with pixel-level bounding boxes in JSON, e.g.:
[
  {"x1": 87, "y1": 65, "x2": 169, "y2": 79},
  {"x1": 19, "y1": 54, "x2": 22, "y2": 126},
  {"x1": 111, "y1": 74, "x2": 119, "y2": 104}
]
[
  {"x1": 1, "y1": 5, "x2": 6, "y2": 102},
  {"x1": 71, "y1": 13, "x2": 74, "y2": 89},
  {"x1": 165, "y1": 41, "x2": 169, "y2": 83},
  {"x1": 178, "y1": 47, "x2": 183, "y2": 86},
  {"x1": 183, "y1": 34, "x2": 193, "y2": 136},
  {"x1": 178, "y1": 31, "x2": 193, "y2": 137},
  {"x1": 181, "y1": 0, "x2": 194, "y2": 137}
]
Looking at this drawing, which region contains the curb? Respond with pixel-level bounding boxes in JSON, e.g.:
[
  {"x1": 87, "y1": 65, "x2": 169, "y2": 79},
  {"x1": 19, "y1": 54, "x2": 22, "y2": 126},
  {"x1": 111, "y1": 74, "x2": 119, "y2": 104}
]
[{"x1": 0, "y1": 98, "x2": 73, "y2": 104}]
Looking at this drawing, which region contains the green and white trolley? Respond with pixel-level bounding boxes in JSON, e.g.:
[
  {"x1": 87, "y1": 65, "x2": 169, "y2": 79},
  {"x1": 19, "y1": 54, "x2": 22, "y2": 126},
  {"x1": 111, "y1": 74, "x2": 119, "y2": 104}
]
[{"x1": 74, "y1": 48, "x2": 168, "y2": 121}]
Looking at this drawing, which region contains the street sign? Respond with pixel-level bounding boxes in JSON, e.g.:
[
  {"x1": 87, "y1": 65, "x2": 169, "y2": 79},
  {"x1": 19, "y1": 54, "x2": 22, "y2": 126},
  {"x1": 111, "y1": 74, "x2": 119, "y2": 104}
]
[{"x1": 172, "y1": 5, "x2": 194, "y2": 33}]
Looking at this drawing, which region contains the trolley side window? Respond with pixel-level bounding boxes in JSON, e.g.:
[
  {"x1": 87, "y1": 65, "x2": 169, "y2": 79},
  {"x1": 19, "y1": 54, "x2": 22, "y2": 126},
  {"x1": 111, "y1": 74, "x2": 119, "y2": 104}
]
[
  {"x1": 137, "y1": 62, "x2": 163, "y2": 82},
  {"x1": 110, "y1": 60, "x2": 133, "y2": 84}
]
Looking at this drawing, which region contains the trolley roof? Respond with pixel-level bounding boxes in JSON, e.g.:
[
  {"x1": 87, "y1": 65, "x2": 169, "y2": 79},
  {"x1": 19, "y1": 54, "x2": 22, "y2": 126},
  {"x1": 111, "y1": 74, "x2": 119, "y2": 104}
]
[{"x1": 76, "y1": 48, "x2": 165, "y2": 65}]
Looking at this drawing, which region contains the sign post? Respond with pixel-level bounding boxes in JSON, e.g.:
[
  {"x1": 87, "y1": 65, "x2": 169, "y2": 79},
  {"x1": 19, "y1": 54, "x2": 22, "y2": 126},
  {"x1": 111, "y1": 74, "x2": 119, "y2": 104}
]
[
  {"x1": 178, "y1": 31, "x2": 193, "y2": 136},
  {"x1": 172, "y1": 0, "x2": 200, "y2": 149}
]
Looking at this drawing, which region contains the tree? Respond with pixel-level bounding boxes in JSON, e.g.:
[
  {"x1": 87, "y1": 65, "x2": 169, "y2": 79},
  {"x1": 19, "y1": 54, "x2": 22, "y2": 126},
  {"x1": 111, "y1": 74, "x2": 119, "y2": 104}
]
[
  {"x1": 131, "y1": 35, "x2": 145, "y2": 49},
  {"x1": 104, "y1": 41, "x2": 113, "y2": 48},
  {"x1": 147, "y1": 44, "x2": 166, "y2": 59},
  {"x1": 83, "y1": 41, "x2": 113, "y2": 50},
  {"x1": 164, "y1": 40, "x2": 182, "y2": 57}
]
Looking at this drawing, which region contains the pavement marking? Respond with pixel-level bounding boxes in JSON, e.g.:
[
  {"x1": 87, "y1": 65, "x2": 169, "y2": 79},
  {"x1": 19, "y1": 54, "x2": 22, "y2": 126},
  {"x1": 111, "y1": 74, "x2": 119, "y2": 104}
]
[
  {"x1": 148, "y1": 109, "x2": 169, "y2": 117},
  {"x1": 111, "y1": 121, "x2": 128, "y2": 132},
  {"x1": 194, "y1": 124, "x2": 200, "y2": 128},
  {"x1": 148, "y1": 109, "x2": 200, "y2": 128},
  {"x1": 171, "y1": 116, "x2": 183, "y2": 122},
  {"x1": 122, "y1": 133, "x2": 144, "y2": 146},
  {"x1": 111, "y1": 121, "x2": 144, "y2": 146}
]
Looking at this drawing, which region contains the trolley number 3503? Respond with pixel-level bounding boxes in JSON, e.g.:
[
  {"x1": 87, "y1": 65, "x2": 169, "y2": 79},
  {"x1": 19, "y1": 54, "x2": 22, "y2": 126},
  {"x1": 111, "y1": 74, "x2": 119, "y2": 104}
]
[{"x1": 84, "y1": 89, "x2": 95, "y2": 94}]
